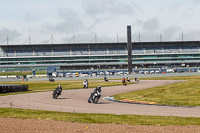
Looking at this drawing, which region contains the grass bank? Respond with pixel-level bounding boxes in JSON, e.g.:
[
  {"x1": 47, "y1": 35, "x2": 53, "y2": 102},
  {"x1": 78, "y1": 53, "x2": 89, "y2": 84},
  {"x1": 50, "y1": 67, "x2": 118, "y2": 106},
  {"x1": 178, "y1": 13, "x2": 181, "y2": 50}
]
[
  {"x1": 0, "y1": 107, "x2": 199, "y2": 126},
  {"x1": 114, "y1": 75, "x2": 200, "y2": 106}
]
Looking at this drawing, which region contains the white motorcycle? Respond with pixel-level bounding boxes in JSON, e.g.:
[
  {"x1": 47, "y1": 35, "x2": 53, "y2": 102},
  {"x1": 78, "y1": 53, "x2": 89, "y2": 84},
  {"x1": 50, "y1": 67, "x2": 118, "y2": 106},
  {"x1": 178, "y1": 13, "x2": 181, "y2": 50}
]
[
  {"x1": 83, "y1": 82, "x2": 88, "y2": 89},
  {"x1": 88, "y1": 90, "x2": 101, "y2": 103}
]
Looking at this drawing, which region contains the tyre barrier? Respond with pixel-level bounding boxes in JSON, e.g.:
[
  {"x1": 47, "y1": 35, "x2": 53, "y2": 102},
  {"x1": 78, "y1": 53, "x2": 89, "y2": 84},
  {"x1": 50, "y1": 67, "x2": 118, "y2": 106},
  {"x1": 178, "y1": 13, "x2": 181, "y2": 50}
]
[{"x1": 0, "y1": 84, "x2": 28, "y2": 93}]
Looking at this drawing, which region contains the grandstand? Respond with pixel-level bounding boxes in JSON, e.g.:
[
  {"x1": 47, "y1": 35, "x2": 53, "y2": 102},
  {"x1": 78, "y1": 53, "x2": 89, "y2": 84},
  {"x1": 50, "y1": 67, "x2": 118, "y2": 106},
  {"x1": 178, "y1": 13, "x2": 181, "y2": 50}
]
[{"x1": 0, "y1": 41, "x2": 200, "y2": 72}]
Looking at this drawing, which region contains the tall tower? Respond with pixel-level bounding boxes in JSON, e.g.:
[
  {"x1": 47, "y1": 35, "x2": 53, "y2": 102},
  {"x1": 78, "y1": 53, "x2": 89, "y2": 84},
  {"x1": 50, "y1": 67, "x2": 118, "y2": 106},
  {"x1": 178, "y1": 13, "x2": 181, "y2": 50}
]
[{"x1": 127, "y1": 26, "x2": 132, "y2": 74}]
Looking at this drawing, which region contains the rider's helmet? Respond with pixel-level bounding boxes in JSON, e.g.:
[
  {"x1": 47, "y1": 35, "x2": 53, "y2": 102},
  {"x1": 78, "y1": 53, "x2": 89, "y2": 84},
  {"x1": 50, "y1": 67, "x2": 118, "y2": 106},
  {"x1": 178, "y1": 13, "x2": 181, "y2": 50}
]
[
  {"x1": 97, "y1": 86, "x2": 101, "y2": 91},
  {"x1": 58, "y1": 85, "x2": 61, "y2": 88}
]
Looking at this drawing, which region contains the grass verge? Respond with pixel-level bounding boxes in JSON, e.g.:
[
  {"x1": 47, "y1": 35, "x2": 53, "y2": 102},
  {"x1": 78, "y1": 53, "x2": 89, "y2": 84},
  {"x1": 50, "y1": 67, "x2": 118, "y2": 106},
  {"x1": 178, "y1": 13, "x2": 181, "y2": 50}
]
[
  {"x1": 114, "y1": 75, "x2": 200, "y2": 107},
  {"x1": 0, "y1": 71, "x2": 46, "y2": 76},
  {"x1": 0, "y1": 107, "x2": 200, "y2": 126}
]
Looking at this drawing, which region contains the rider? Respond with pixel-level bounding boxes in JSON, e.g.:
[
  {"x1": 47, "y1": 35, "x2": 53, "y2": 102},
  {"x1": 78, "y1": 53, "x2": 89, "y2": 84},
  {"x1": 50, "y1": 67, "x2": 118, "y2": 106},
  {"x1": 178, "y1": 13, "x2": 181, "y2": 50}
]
[
  {"x1": 104, "y1": 77, "x2": 108, "y2": 81},
  {"x1": 89, "y1": 86, "x2": 101, "y2": 99},
  {"x1": 135, "y1": 77, "x2": 139, "y2": 82},
  {"x1": 55, "y1": 85, "x2": 62, "y2": 95},
  {"x1": 94, "y1": 85, "x2": 101, "y2": 93},
  {"x1": 83, "y1": 79, "x2": 88, "y2": 89},
  {"x1": 86, "y1": 79, "x2": 89, "y2": 87},
  {"x1": 122, "y1": 78, "x2": 127, "y2": 86},
  {"x1": 126, "y1": 77, "x2": 130, "y2": 82}
]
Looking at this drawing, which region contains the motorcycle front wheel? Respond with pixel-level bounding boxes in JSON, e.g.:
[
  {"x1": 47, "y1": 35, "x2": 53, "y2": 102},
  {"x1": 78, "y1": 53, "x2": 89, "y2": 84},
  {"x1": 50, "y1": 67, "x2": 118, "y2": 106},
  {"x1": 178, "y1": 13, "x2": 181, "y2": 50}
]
[{"x1": 53, "y1": 93, "x2": 58, "y2": 99}]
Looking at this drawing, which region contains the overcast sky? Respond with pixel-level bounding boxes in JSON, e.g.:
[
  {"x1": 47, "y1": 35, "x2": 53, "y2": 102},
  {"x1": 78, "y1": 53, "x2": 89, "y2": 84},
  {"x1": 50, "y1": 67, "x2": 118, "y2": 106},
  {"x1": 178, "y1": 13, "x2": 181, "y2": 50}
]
[{"x1": 0, "y1": 0, "x2": 200, "y2": 44}]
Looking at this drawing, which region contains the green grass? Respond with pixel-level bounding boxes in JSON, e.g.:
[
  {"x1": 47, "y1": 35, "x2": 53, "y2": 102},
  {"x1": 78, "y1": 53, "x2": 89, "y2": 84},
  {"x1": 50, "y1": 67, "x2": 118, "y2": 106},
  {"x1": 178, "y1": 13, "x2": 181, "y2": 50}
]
[
  {"x1": 0, "y1": 71, "x2": 46, "y2": 76},
  {"x1": 114, "y1": 75, "x2": 200, "y2": 106},
  {"x1": 1, "y1": 75, "x2": 200, "y2": 125},
  {"x1": 0, "y1": 80, "x2": 131, "y2": 96},
  {"x1": 0, "y1": 107, "x2": 200, "y2": 126},
  {"x1": 140, "y1": 75, "x2": 200, "y2": 80}
]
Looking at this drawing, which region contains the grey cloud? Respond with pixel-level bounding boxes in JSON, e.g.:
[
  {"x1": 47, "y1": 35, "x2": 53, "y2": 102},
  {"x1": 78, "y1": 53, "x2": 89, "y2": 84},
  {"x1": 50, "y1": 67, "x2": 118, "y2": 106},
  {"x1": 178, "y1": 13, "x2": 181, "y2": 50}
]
[
  {"x1": 132, "y1": 20, "x2": 182, "y2": 42},
  {"x1": 135, "y1": 31, "x2": 159, "y2": 42},
  {"x1": 88, "y1": 18, "x2": 108, "y2": 30},
  {"x1": 170, "y1": 2, "x2": 181, "y2": 11},
  {"x1": 40, "y1": 9, "x2": 85, "y2": 34},
  {"x1": 183, "y1": 8, "x2": 194, "y2": 17},
  {"x1": 83, "y1": 0, "x2": 135, "y2": 17},
  {"x1": 83, "y1": 0, "x2": 114, "y2": 16},
  {"x1": 134, "y1": 19, "x2": 143, "y2": 27},
  {"x1": 0, "y1": 27, "x2": 21, "y2": 43},
  {"x1": 131, "y1": 2, "x2": 143, "y2": 13},
  {"x1": 61, "y1": 32, "x2": 125, "y2": 43},
  {"x1": 193, "y1": 0, "x2": 200, "y2": 3},
  {"x1": 24, "y1": 12, "x2": 39, "y2": 23},
  {"x1": 109, "y1": 2, "x2": 134, "y2": 15},
  {"x1": 61, "y1": 33, "x2": 98, "y2": 43},
  {"x1": 39, "y1": 0, "x2": 140, "y2": 41},
  {"x1": 184, "y1": 30, "x2": 200, "y2": 41},
  {"x1": 58, "y1": 8, "x2": 78, "y2": 20},
  {"x1": 133, "y1": 18, "x2": 160, "y2": 32},
  {"x1": 162, "y1": 26, "x2": 181, "y2": 41},
  {"x1": 142, "y1": 18, "x2": 160, "y2": 31},
  {"x1": 55, "y1": 19, "x2": 84, "y2": 34},
  {"x1": 137, "y1": 26, "x2": 181, "y2": 42},
  {"x1": 190, "y1": 0, "x2": 200, "y2": 6}
]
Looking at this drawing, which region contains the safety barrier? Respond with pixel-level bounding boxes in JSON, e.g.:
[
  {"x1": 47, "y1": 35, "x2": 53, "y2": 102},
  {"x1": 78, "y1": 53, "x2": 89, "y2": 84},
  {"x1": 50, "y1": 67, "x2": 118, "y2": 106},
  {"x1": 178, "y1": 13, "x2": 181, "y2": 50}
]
[{"x1": 0, "y1": 84, "x2": 28, "y2": 93}]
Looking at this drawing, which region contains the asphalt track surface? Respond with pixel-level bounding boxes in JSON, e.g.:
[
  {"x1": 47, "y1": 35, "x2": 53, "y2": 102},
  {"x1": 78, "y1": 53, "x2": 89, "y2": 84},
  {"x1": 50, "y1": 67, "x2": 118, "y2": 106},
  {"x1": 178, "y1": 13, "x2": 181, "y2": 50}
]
[{"x1": 0, "y1": 80, "x2": 200, "y2": 117}]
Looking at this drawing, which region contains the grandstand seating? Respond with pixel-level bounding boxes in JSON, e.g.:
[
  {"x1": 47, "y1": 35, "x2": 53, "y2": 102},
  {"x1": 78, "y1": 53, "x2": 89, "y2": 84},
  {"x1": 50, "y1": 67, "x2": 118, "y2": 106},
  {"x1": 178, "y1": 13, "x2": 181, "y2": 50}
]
[
  {"x1": 1, "y1": 45, "x2": 200, "y2": 57},
  {"x1": 1, "y1": 41, "x2": 200, "y2": 72}
]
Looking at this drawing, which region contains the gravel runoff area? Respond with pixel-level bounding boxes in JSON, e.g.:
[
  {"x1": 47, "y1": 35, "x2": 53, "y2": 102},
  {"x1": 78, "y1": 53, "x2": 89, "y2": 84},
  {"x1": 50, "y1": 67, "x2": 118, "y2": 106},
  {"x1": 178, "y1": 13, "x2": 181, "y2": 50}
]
[
  {"x1": 0, "y1": 80, "x2": 200, "y2": 132},
  {"x1": 0, "y1": 117, "x2": 200, "y2": 133}
]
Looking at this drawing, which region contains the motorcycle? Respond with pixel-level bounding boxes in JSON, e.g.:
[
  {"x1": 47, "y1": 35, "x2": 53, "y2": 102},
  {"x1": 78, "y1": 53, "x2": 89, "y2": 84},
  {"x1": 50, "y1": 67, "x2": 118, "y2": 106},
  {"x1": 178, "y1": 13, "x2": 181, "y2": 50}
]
[
  {"x1": 88, "y1": 90, "x2": 101, "y2": 103},
  {"x1": 126, "y1": 77, "x2": 131, "y2": 82},
  {"x1": 135, "y1": 78, "x2": 139, "y2": 83},
  {"x1": 84, "y1": 84, "x2": 88, "y2": 89},
  {"x1": 122, "y1": 78, "x2": 127, "y2": 86},
  {"x1": 104, "y1": 77, "x2": 109, "y2": 82},
  {"x1": 83, "y1": 82, "x2": 88, "y2": 89},
  {"x1": 52, "y1": 89, "x2": 61, "y2": 99},
  {"x1": 123, "y1": 81, "x2": 127, "y2": 86}
]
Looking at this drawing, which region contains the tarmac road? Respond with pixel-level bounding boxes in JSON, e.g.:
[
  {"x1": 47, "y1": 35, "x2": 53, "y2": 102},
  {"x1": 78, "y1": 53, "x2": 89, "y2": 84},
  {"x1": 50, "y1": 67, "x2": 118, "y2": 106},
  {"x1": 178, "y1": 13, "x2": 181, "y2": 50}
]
[{"x1": 0, "y1": 80, "x2": 199, "y2": 117}]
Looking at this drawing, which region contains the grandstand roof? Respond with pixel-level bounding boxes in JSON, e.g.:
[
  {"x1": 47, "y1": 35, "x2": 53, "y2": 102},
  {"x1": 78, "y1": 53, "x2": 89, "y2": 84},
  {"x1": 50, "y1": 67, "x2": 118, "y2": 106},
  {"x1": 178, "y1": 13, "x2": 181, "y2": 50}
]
[{"x1": 0, "y1": 41, "x2": 200, "y2": 48}]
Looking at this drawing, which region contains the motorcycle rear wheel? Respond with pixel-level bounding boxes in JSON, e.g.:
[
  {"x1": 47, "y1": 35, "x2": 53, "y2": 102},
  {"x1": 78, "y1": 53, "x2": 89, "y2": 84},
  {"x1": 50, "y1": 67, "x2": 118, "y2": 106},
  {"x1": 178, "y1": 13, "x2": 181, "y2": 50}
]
[{"x1": 93, "y1": 97, "x2": 99, "y2": 103}]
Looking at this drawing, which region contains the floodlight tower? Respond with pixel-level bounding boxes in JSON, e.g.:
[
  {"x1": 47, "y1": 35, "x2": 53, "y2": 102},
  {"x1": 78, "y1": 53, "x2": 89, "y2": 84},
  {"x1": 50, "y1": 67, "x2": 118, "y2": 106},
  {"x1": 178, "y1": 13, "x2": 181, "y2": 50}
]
[{"x1": 127, "y1": 26, "x2": 132, "y2": 74}]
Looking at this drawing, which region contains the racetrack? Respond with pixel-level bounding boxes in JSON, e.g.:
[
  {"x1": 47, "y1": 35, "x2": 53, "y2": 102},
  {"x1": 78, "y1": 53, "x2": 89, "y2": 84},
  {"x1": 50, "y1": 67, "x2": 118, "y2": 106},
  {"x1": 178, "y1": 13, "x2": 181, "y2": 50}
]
[{"x1": 0, "y1": 80, "x2": 199, "y2": 117}]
